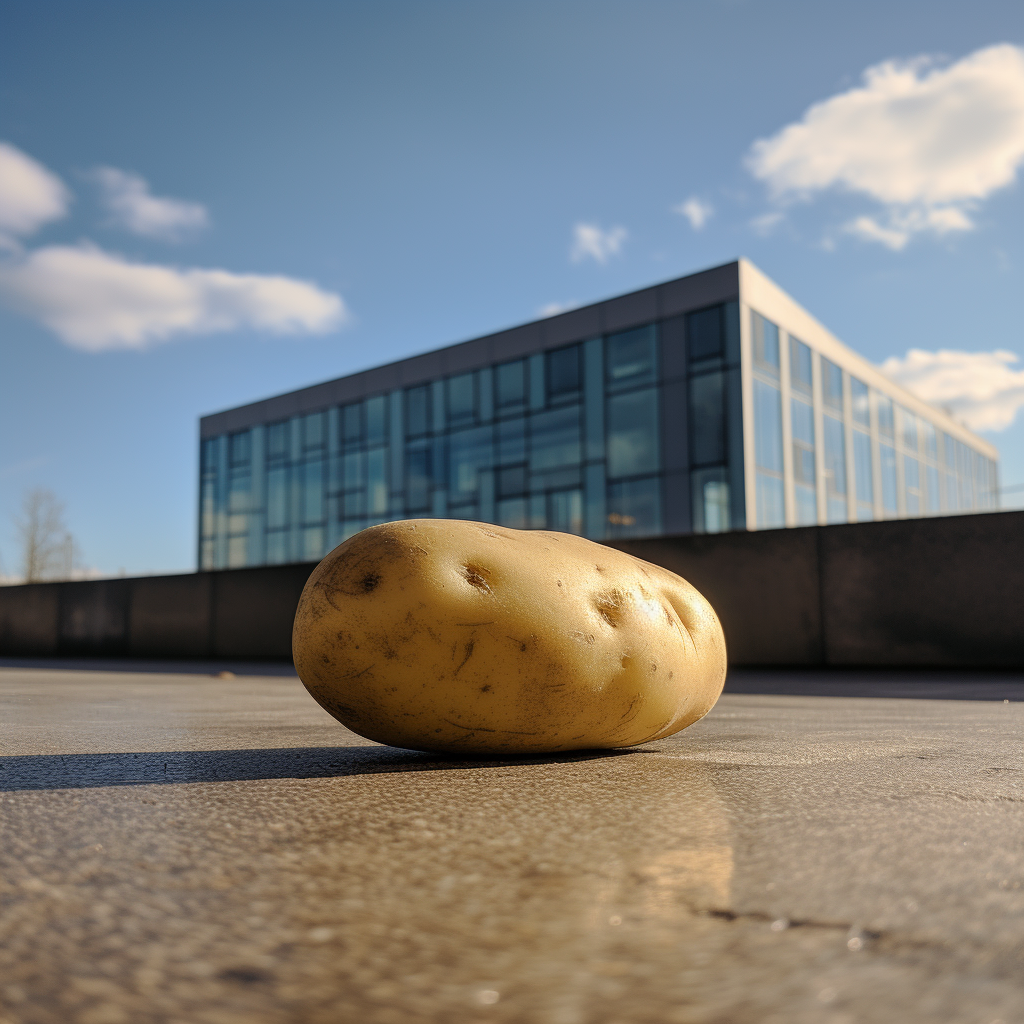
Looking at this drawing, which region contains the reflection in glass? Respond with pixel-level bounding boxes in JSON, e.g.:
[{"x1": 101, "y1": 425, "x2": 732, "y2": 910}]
[
  {"x1": 548, "y1": 489, "x2": 583, "y2": 534},
  {"x1": 447, "y1": 373, "x2": 476, "y2": 425},
  {"x1": 691, "y1": 467, "x2": 729, "y2": 534},
  {"x1": 267, "y1": 466, "x2": 289, "y2": 529},
  {"x1": 606, "y1": 326, "x2": 656, "y2": 388},
  {"x1": 904, "y1": 455, "x2": 920, "y2": 515},
  {"x1": 531, "y1": 406, "x2": 582, "y2": 472},
  {"x1": 751, "y1": 311, "x2": 780, "y2": 373},
  {"x1": 449, "y1": 426, "x2": 494, "y2": 499},
  {"x1": 607, "y1": 476, "x2": 661, "y2": 538},
  {"x1": 823, "y1": 414, "x2": 847, "y2": 523},
  {"x1": 877, "y1": 396, "x2": 894, "y2": 438},
  {"x1": 303, "y1": 412, "x2": 326, "y2": 451},
  {"x1": 227, "y1": 535, "x2": 247, "y2": 569},
  {"x1": 687, "y1": 306, "x2": 723, "y2": 362},
  {"x1": 689, "y1": 372, "x2": 726, "y2": 466},
  {"x1": 901, "y1": 409, "x2": 918, "y2": 452},
  {"x1": 367, "y1": 448, "x2": 387, "y2": 515},
  {"x1": 922, "y1": 419, "x2": 937, "y2": 461},
  {"x1": 229, "y1": 430, "x2": 251, "y2": 466},
  {"x1": 366, "y1": 396, "x2": 387, "y2": 444},
  {"x1": 267, "y1": 421, "x2": 289, "y2": 462},
  {"x1": 756, "y1": 473, "x2": 784, "y2": 529},
  {"x1": 497, "y1": 416, "x2": 526, "y2": 465},
  {"x1": 406, "y1": 385, "x2": 430, "y2": 438},
  {"x1": 791, "y1": 396, "x2": 815, "y2": 524},
  {"x1": 850, "y1": 378, "x2": 870, "y2": 426},
  {"x1": 547, "y1": 345, "x2": 581, "y2": 401},
  {"x1": 497, "y1": 496, "x2": 527, "y2": 529},
  {"x1": 853, "y1": 430, "x2": 873, "y2": 505},
  {"x1": 266, "y1": 530, "x2": 288, "y2": 565},
  {"x1": 341, "y1": 402, "x2": 363, "y2": 445},
  {"x1": 790, "y1": 337, "x2": 812, "y2": 393},
  {"x1": 406, "y1": 445, "x2": 432, "y2": 511},
  {"x1": 754, "y1": 380, "x2": 782, "y2": 472},
  {"x1": 607, "y1": 390, "x2": 658, "y2": 478},
  {"x1": 496, "y1": 360, "x2": 527, "y2": 411},
  {"x1": 926, "y1": 464, "x2": 940, "y2": 512},
  {"x1": 821, "y1": 357, "x2": 843, "y2": 412},
  {"x1": 302, "y1": 460, "x2": 324, "y2": 524},
  {"x1": 880, "y1": 443, "x2": 898, "y2": 513}
]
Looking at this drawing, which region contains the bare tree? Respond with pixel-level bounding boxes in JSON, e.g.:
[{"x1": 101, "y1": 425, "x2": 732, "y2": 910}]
[{"x1": 14, "y1": 488, "x2": 77, "y2": 582}]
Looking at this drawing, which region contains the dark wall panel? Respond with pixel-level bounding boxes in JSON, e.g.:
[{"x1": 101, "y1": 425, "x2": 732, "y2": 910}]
[
  {"x1": 58, "y1": 579, "x2": 132, "y2": 655},
  {"x1": 0, "y1": 583, "x2": 60, "y2": 654},
  {"x1": 820, "y1": 513, "x2": 1024, "y2": 667},
  {"x1": 611, "y1": 528, "x2": 822, "y2": 665},
  {"x1": 130, "y1": 574, "x2": 214, "y2": 658},
  {"x1": 211, "y1": 563, "x2": 316, "y2": 659}
]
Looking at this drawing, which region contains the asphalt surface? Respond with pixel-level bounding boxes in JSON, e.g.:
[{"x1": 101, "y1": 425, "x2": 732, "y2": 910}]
[{"x1": 1, "y1": 666, "x2": 1022, "y2": 1024}]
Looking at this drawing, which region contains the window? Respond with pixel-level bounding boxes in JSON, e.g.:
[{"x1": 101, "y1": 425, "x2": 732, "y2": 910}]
[
  {"x1": 754, "y1": 379, "x2": 783, "y2": 529},
  {"x1": 606, "y1": 390, "x2": 658, "y2": 479},
  {"x1": 877, "y1": 396, "x2": 894, "y2": 438},
  {"x1": 366, "y1": 396, "x2": 387, "y2": 445},
  {"x1": 606, "y1": 326, "x2": 656, "y2": 390},
  {"x1": 751, "y1": 311, "x2": 780, "y2": 375},
  {"x1": 901, "y1": 409, "x2": 918, "y2": 452},
  {"x1": 689, "y1": 372, "x2": 726, "y2": 466},
  {"x1": 546, "y1": 345, "x2": 581, "y2": 402},
  {"x1": 791, "y1": 397, "x2": 816, "y2": 525},
  {"x1": 607, "y1": 477, "x2": 661, "y2": 538},
  {"x1": 267, "y1": 420, "x2": 289, "y2": 462},
  {"x1": 821, "y1": 357, "x2": 843, "y2": 413},
  {"x1": 302, "y1": 412, "x2": 325, "y2": 452},
  {"x1": 405, "y1": 385, "x2": 431, "y2": 438},
  {"x1": 691, "y1": 467, "x2": 730, "y2": 534},
  {"x1": 301, "y1": 459, "x2": 324, "y2": 524},
  {"x1": 823, "y1": 415, "x2": 847, "y2": 523},
  {"x1": 926, "y1": 465, "x2": 941, "y2": 513},
  {"x1": 447, "y1": 373, "x2": 476, "y2": 426},
  {"x1": 497, "y1": 417, "x2": 526, "y2": 465},
  {"x1": 229, "y1": 430, "x2": 251, "y2": 467},
  {"x1": 921, "y1": 419, "x2": 937, "y2": 461},
  {"x1": 754, "y1": 380, "x2": 782, "y2": 473},
  {"x1": 405, "y1": 445, "x2": 432, "y2": 511},
  {"x1": 267, "y1": 466, "x2": 289, "y2": 529},
  {"x1": 850, "y1": 378, "x2": 870, "y2": 427},
  {"x1": 496, "y1": 360, "x2": 527, "y2": 412},
  {"x1": 904, "y1": 456, "x2": 921, "y2": 516},
  {"x1": 341, "y1": 403, "x2": 363, "y2": 446},
  {"x1": 531, "y1": 406, "x2": 581, "y2": 473},
  {"x1": 790, "y1": 337, "x2": 812, "y2": 394},
  {"x1": 687, "y1": 306, "x2": 724, "y2": 362},
  {"x1": 547, "y1": 489, "x2": 583, "y2": 535},
  {"x1": 449, "y1": 426, "x2": 493, "y2": 500},
  {"x1": 853, "y1": 430, "x2": 874, "y2": 517},
  {"x1": 880, "y1": 443, "x2": 898, "y2": 514}
]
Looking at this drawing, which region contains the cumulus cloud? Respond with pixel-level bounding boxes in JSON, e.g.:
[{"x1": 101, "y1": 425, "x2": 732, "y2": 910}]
[
  {"x1": 747, "y1": 44, "x2": 1024, "y2": 246},
  {"x1": 880, "y1": 348, "x2": 1024, "y2": 431},
  {"x1": 93, "y1": 167, "x2": 209, "y2": 241},
  {"x1": 537, "y1": 300, "x2": 580, "y2": 318},
  {"x1": 0, "y1": 243, "x2": 346, "y2": 352},
  {"x1": 570, "y1": 222, "x2": 627, "y2": 264},
  {"x1": 0, "y1": 142, "x2": 70, "y2": 246},
  {"x1": 674, "y1": 197, "x2": 714, "y2": 230}
]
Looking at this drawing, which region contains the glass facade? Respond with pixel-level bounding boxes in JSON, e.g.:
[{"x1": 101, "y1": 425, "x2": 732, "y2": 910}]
[{"x1": 198, "y1": 265, "x2": 999, "y2": 569}]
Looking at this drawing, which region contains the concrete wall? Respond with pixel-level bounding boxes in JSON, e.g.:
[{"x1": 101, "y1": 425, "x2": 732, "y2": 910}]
[{"x1": 1, "y1": 512, "x2": 1021, "y2": 667}]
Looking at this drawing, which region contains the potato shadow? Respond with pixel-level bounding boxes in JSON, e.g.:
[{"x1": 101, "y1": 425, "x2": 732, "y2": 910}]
[{"x1": 0, "y1": 745, "x2": 636, "y2": 792}]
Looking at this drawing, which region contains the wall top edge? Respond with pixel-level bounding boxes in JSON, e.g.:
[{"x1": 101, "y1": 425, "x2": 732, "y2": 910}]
[{"x1": 199, "y1": 261, "x2": 741, "y2": 436}]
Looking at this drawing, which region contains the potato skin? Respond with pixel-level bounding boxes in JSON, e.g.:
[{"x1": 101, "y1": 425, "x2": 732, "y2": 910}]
[{"x1": 292, "y1": 520, "x2": 726, "y2": 754}]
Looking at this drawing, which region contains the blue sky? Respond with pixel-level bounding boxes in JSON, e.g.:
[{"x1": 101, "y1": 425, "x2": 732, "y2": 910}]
[{"x1": 1, "y1": 0, "x2": 1023, "y2": 577}]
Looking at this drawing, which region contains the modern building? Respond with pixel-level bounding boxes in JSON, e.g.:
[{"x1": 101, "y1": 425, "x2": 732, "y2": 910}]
[{"x1": 198, "y1": 259, "x2": 999, "y2": 570}]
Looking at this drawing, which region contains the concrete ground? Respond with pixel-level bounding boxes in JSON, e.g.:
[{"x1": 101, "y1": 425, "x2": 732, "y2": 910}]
[{"x1": 1, "y1": 665, "x2": 1022, "y2": 1024}]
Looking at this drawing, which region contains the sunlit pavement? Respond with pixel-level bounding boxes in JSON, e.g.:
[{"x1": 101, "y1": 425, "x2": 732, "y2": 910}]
[{"x1": 2, "y1": 666, "x2": 1022, "y2": 1024}]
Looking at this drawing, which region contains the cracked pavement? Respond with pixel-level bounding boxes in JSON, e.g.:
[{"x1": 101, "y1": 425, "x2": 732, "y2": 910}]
[{"x1": 1, "y1": 666, "x2": 1022, "y2": 1024}]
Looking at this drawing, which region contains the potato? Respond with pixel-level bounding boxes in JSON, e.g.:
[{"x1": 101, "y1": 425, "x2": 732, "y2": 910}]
[{"x1": 292, "y1": 519, "x2": 726, "y2": 754}]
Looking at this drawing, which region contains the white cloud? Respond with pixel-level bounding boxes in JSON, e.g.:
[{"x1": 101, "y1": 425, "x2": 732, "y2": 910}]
[
  {"x1": 537, "y1": 300, "x2": 580, "y2": 318},
  {"x1": 747, "y1": 44, "x2": 1024, "y2": 246},
  {"x1": 880, "y1": 347, "x2": 1024, "y2": 431},
  {"x1": 0, "y1": 141, "x2": 70, "y2": 246},
  {"x1": 750, "y1": 211, "x2": 784, "y2": 236},
  {"x1": 0, "y1": 243, "x2": 346, "y2": 351},
  {"x1": 674, "y1": 197, "x2": 714, "y2": 230},
  {"x1": 570, "y1": 222, "x2": 627, "y2": 264},
  {"x1": 93, "y1": 167, "x2": 208, "y2": 241}
]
